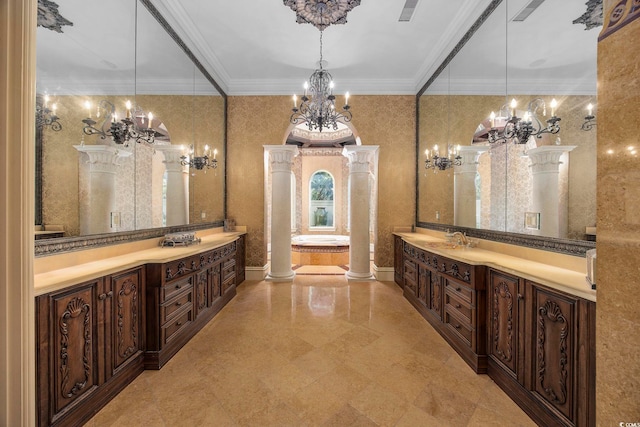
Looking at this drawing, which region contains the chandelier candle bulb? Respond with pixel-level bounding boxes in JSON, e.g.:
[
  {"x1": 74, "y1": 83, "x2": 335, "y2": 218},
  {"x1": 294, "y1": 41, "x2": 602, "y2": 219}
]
[
  {"x1": 293, "y1": 94, "x2": 297, "y2": 108},
  {"x1": 587, "y1": 103, "x2": 593, "y2": 116},
  {"x1": 147, "y1": 112, "x2": 153, "y2": 128},
  {"x1": 44, "y1": 95, "x2": 49, "y2": 107},
  {"x1": 84, "y1": 100, "x2": 92, "y2": 118},
  {"x1": 345, "y1": 91, "x2": 349, "y2": 106},
  {"x1": 51, "y1": 103, "x2": 57, "y2": 114},
  {"x1": 125, "y1": 100, "x2": 132, "y2": 118},
  {"x1": 490, "y1": 111, "x2": 496, "y2": 127},
  {"x1": 213, "y1": 148, "x2": 217, "y2": 160},
  {"x1": 510, "y1": 98, "x2": 517, "y2": 117},
  {"x1": 550, "y1": 98, "x2": 557, "y2": 116},
  {"x1": 303, "y1": 82, "x2": 308, "y2": 96}
]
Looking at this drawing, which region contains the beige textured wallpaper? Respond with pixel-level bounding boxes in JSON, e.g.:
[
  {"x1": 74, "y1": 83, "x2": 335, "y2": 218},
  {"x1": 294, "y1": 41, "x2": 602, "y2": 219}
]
[
  {"x1": 40, "y1": 94, "x2": 225, "y2": 236},
  {"x1": 418, "y1": 94, "x2": 596, "y2": 239},
  {"x1": 227, "y1": 95, "x2": 415, "y2": 268}
]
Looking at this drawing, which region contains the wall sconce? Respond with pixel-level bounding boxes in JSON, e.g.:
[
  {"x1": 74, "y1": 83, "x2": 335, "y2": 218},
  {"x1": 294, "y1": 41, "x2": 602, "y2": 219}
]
[
  {"x1": 36, "y1": 95, "x2": 62, "y2": 131},
  {"x1": 581, "y1": 103, "x2": 596, "y2": 131},
  {"x1": 487, "y1": 98, "x2": 561, "y2": 144},
  {"x1": 81, "y1": 100, "x2": 156, "y2": 146},
  {"x1": 425, "y1": 144, "x2": 461, "y2": 171},
  {"x1": 180, "y1": 145, "x2": 218, "y2": 171}
]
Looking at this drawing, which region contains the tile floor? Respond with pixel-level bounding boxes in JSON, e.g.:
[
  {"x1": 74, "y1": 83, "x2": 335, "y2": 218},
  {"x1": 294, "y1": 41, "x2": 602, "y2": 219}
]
[{"x1": 86, "y1": 276, "x2": 536, "y2": 426}]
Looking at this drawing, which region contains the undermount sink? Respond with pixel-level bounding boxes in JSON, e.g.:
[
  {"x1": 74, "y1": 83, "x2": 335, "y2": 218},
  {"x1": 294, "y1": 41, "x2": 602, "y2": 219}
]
[{"x1": 422, "y1": 242, "x2": 462, "y2": 250}]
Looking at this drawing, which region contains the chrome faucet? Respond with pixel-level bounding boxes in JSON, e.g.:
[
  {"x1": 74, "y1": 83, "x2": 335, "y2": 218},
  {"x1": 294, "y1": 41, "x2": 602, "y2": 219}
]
[{"x1": 451, "y1": 231, "x2": 469, "y2": 246}]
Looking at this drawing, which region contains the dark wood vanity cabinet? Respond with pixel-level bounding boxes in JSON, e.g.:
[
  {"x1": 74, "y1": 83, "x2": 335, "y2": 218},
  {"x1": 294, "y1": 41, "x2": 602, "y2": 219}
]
[
  {"x1": 36, "y1": 267, "x2": 145, "y2": 427},
  {"x1": 145, "y1": 240, "x2": 240, "y2": 369},
  {"x1": 36, "y1": 236, "x2": 246, "y2": 426},
  {"x1": 401, "y1": 241, "x2": 487, "y2": 373},
  {"x1": 487, "y1": 268, "x2": 595, "y2": 427},
  {"x1": 394, "y1": 235, "x2": 403, "y2": 286}
]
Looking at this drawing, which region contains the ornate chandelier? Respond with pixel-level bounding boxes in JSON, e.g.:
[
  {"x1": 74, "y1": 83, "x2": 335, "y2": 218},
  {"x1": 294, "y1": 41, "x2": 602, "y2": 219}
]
[
  {"x1": 180, "y1": 145, "x2": 218, "y2": 171},
  {"x1": 36, "y1": 95, "x2": 62, "y2": 131},
  {"x1": 283, "y1": 0, "x2": 361, "y2": 31},
  {"x1": 290, "y1": 31, "x2": 352, "y2": 132},
  {"x1": 81, "y1": 100, "x2": 156, "y2": 146},
  {"x1": 487, "y1": 98, "x2": 561, "y2": 145},
  {"x1": 425, "y1": 144, "x2": 462, "y2": 171}
]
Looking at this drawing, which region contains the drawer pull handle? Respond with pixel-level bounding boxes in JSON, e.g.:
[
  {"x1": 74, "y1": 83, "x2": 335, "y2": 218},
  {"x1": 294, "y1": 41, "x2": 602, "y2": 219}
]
[
  {"x1": 518, "y1": 294, "x2": 524, "y2": 300},
  {"x1": 176, "y1": 321, "x2": 182, "y2": 326},
  {"x1": 454, "y1": 324, "x2": 461, "y2": 329},
  {"x1": 455, "y1": 304, "x2": 461, "y2": 309},
  {"x1": 175, "y1": 302, "x2": 182, "y2": 306},
  {"x1": 456, "y1": 287, "x2": 461, "y2": 292},
  {"x1": 98, "y1": 291, "x2": 113, "y2": 301},
  {"x1": 176, "y1": 284, "x2": 181, "y2": 289}
]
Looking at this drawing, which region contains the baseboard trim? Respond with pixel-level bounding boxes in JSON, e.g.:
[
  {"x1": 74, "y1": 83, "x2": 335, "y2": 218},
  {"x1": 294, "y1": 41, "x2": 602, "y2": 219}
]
[
  {"x1": 245, "y1": 265, "x2": 269, "y2": 281},
  {"x1": 372, "y1": 264, "x2": 394, "y2": 282}
]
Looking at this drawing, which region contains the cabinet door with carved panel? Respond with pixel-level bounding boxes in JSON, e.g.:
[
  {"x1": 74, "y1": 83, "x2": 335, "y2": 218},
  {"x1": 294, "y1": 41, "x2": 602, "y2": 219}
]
[
  {"x1": 527, "y1": 282, "x2": 581, "y2": 425},
  {"x1": 427, "y1": 266, "x2": 443, "y2": 320},
  {"x1": 106, "y1": 267, "x2": 144, "y2": 377},
  {"x1": 417, "y1": 264, "x2": 429, "y2": 307},
  {"x1": 195, "y1": 269, "x2": 209, "y2": 316},
  {"x1": 36, "y1": 280, "x2": 101, "y2": 426},
  {"x1": 209, "y1": 262, "x2": 222, "y2": 306},
  {"x1": 394, "y1": 235, "x2": 404, "y2": 286},
  {"x1": 488, "y1": 269, "x2": 523, "y2": 381},
  {"x1": 236, "y1": 234, "x2": 246, "y2": 285}
]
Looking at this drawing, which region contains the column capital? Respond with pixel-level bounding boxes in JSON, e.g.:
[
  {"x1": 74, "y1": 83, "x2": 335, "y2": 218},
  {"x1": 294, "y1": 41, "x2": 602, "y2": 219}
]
[
  {"x1": 74, "y1": 144, "x2": 132, "y2": 174},
  {"x1": 155, "y1": 144, "x2": 188, "y2": 172},
  {"x1": 528, "y1": 145, "x2": 577, "y2": 174},
  {"x1": 342, "y1": 145, "x2": 379, "y2": 174},
  {"x1": 455, "y1": 145, "x2": 490, "y2": 174},
  {"x1": 264, "y1": 145, "x2": 299, "y2": 172}
]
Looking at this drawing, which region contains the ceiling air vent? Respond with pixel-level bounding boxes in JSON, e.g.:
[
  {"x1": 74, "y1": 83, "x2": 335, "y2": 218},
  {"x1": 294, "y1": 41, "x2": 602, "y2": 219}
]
[
  {"x1": 399, "y1": 0, "x2": 419, "y2": 22},
  {"x1": 511, "y1": 0, "x2": 546, "y2": 22}
]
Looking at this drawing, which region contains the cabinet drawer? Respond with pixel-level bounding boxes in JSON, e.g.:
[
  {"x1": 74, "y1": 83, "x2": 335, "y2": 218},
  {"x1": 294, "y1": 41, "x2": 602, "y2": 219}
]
[
  {"x1": 222, "y1": 277, "x2": 235, "y2": 294},
  {"x1": 161, "y1": 275, "x2": 193, "y2": 302},
  {"x1": 161, "y1": 308, "x2": 193, "y2": 345},
  {"x1": 444, "y1": 310, "x2": 473, "y2": 348},
  {"x1": 222, "y1": 259, "x2": 236, "y2": 281},
  {"x1": 161, "y1": 289, "x2": 193, "y2": 324},
  {"x1": 444, "y1": 291, "x2": 473, "y2": 326},
  {"x1": 444, "y1": 279, "x2": 474, "y2": 305}
]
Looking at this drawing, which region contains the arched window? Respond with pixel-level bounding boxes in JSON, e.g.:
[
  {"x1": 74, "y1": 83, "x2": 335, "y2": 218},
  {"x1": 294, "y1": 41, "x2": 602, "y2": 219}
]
[{"x1": 309, "y1": 170, "x2": 335, "y2": 229}]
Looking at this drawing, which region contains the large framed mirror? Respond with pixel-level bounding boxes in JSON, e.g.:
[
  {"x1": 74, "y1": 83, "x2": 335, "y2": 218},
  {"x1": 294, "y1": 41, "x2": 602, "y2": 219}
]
[
  {"x1": 417, "y1": 0, "x2": 597, "y2": 254},
  {"x1": 35, "y1": 0, "x2": 226, "y2": 255}
]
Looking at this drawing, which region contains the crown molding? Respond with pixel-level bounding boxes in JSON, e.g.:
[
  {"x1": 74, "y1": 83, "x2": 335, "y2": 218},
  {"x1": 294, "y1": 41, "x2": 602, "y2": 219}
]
[
  {"x1": 413, "y1": 0, "x2": 494, "y2": 93},
  {"x1": 227, "y1": 78, "x2": 417, "y2": 96},
  {"x1": 149, "y1": 0, "x2": 231, "y2": 93},
  {"x1": 36, "y1": 78, "x2": 220, "y2": 96},
  {"x1": 424, "y1": 77, "x2": 597, "y2": 96}
]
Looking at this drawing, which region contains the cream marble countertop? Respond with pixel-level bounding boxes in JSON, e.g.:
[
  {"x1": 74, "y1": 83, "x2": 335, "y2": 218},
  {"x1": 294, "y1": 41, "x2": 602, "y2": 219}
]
[
  {"x1": 395, "y1": 232, "x2": 596, "y2": 302},
  {"x1": 34, "y1": 232, "x2": 245, "y2": 297}
]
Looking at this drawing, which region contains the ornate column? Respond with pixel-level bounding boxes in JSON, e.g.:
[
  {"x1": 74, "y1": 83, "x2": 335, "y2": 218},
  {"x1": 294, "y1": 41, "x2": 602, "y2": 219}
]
[
  {"x1": 527, "y1": 145, "x2": 576, "y2": 237},
  {"x1": 454, "y1": 146, "x2": 489, "y2": 228},
  {"x1": 343, "y1": 145, "x2": 378, "y2": 281},
  {"x1": 74, "y1": 145, "x2": 132, "y2": 235},
  {"x1": 156, "y1": 145, "x2": 189, "y2": 226},
  {"x1": 264, "y1": 145, "x2": 299, "y2": 281}
]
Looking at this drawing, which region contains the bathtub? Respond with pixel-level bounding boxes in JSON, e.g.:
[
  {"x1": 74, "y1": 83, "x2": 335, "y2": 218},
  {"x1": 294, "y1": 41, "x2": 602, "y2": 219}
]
[{"x1": 291, "y1": 235, "x2": 350, "y2": 266}]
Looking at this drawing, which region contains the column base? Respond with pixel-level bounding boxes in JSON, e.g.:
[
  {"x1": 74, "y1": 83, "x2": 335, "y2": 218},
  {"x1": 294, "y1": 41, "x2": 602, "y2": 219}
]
[
  {"x1": 345, "y1": 271, "x2": 375, "y2": 281},
  {"x1": 266, "y1": 270, "x2": 296, "y2": 282}
]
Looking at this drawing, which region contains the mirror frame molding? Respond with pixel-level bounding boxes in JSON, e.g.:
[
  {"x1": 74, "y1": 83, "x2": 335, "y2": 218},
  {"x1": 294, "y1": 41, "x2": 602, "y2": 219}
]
[
  {"x1": 35, "y1": 0, "x2": 228, "y2": 257},
  {"x1": 414, "y1": 0, "x2": 595, "y2": 256}
]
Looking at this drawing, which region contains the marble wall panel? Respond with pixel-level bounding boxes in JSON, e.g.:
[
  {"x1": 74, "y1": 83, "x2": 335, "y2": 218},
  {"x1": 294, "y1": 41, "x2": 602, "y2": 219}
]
[{"x1": 596, "y1": 7, "x2": 640, "y2": 423}]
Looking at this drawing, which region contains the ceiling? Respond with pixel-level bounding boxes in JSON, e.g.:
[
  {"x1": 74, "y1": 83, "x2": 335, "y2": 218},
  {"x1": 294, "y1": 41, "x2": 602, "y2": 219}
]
[{"x1": 36, "y1": 0, "x2": 600, "y2": 96}]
